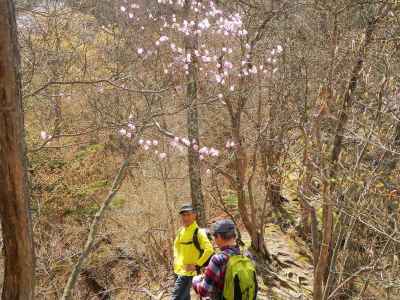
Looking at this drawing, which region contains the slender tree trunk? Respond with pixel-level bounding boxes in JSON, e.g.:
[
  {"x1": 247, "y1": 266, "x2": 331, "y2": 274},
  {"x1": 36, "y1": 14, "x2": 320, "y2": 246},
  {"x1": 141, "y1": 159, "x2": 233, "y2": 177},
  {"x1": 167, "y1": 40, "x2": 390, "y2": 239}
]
[
  {"x1": 184, "y1": 0, "x2": 206, "y2": 227},
  {"x1": 313, "y1": 7, "x2": 386, "y2": 298},
  {"x1": 61, "y1": 157, "x2": 129, "y2": 300},
  {"x1": 0, "y1": 1, "x2": 35, "y2": 298}
]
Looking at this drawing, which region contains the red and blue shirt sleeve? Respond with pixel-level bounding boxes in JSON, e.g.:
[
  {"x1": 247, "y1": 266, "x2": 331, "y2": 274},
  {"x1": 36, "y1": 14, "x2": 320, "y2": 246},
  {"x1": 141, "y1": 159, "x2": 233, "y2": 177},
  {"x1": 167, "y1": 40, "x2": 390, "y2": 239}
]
[{"x1": 192, "y1": 253, "x2": 228, "y2": 297}]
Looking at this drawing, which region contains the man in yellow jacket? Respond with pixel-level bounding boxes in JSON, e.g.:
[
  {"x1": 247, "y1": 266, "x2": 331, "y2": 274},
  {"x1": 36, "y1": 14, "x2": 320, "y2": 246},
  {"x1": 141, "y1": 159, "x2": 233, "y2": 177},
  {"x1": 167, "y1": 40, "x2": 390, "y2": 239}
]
[{"x1": 172, "y1": 203, "x2": 214, "y2": 300}]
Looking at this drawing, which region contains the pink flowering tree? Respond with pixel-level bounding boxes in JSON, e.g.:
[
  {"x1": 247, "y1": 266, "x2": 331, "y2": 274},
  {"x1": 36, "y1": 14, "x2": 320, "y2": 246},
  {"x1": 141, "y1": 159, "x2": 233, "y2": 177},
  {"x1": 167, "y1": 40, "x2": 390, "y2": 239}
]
[
  {"x1": 115, "y1": 0, "x2": 289, "y2": 258},
  {"x1": 60, "y1": 1, "x2": 290, "y2": 296}
]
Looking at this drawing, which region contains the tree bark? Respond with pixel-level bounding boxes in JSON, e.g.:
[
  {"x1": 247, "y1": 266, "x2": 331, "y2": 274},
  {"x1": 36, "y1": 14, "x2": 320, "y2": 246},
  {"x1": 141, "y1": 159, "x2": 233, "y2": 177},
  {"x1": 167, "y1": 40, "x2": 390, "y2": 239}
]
[
  {"x1": 184, "y1": 0, "x2": 206, "y2": 227},
  {"x1": 0, "y1": 1, "x2": 36, "y2": 299}
]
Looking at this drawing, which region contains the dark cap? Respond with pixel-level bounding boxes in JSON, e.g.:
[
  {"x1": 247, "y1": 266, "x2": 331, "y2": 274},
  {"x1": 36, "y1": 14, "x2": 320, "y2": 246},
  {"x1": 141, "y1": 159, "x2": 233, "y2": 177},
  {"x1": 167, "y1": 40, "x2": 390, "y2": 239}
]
[
  {"x1": 179, "y1": 203, "x2": 196, "y2": 214},
  {"x1": 212, "y1": 219, "x2": 236, "y2": 234}
]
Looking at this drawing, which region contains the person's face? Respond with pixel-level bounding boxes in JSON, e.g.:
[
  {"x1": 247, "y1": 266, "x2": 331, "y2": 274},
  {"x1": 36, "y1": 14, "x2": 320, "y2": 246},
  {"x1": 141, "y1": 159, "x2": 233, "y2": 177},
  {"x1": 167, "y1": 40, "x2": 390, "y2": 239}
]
[
  {"x1": 213, "y1": 233, "x2": 224, "y2": 248},
  {"x1": 180, "y1": 211, "x2": 196, "y2": 227}
]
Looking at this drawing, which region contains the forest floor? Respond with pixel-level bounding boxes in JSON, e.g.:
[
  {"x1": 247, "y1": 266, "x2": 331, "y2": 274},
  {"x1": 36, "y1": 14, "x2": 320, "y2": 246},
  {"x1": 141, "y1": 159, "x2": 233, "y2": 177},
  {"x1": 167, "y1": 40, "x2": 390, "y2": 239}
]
[{"x1": 257, "y1": 223, "x2": 314, "y2": 299}]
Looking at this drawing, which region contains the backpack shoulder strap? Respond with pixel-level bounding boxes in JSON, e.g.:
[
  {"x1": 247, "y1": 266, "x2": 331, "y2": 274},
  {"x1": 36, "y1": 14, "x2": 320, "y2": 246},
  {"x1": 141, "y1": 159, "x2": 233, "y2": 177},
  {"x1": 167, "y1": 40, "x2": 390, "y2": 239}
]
[{"x1": 192, "y1": 227, "x2": 203, "y2": 254}]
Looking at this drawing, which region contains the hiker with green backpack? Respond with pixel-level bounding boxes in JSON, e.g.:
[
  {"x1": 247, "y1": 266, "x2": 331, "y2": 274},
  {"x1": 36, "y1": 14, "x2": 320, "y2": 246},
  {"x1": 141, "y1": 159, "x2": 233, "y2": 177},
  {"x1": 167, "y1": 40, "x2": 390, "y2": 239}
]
[
  {"x1": 192, "y1": 219, "x2": 258, "y2": 300},
  {"x1": 172, "y1": 204, "x2": 214, "y2": 300}
]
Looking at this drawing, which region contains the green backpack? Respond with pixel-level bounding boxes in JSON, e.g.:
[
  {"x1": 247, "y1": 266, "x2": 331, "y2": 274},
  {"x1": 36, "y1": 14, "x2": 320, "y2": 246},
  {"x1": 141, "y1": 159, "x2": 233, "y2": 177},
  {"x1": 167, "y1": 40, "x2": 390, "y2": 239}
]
[{"x1": 223, "y1": 254, "x2": 258, "y2": 300}]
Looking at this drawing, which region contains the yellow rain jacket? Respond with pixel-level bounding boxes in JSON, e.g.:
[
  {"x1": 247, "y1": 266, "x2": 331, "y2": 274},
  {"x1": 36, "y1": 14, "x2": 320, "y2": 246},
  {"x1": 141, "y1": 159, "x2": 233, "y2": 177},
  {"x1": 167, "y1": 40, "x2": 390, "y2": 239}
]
[{"x1": 173, "y1": 221, "x2": 214, "y2": 276}]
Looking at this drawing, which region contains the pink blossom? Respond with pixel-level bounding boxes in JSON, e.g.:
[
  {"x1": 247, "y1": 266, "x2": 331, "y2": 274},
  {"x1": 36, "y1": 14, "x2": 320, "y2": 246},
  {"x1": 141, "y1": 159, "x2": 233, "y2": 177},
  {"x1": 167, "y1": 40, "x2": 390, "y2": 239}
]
[
  {"x1": 209, "y1": 148, "x2": 219, "y2": 157},
  {"x1": 119, "y1": 129, "x2": 127, "y2": 136},
  {"x1": 139, "y1": 139, "x2": 144, "y2": 145},
  {"x1": 159, "y1": 152, "x2": 167, "y2": 159},
  {"x1": 199, "y1": 147, "x2": 209, "y2": 155},
  {"x1": 40, "y1": 131, "x2": 48, "y2": 140},
  {"x1": 202, "y1": 56, "x2": 211, "y2": 63},
  {"x1": 181, "y1": 138, "x2": 190, "y2": 146},
  {"x1": 224, "y1": 61, "x2": 233, "y2": 69},
  {"x1": 198, "y1": 18, "x2": 210, "y2": 30}
]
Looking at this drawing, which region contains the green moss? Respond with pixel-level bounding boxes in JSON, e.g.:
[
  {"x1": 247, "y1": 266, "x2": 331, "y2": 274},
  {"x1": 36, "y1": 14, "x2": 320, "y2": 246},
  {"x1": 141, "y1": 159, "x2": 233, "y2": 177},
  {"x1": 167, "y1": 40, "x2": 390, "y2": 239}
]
[
  {"x1": 281, "y1": 170, "x2": 299, "y2": 201},
  {"x1": 316, "y1": 207, "x2": 338, "y2": 229},
  {"x1": 87, "y1": 179, "x2": 108, "y2": 191},
  {"x1": 71, "y1": 180, "x2": 109, "y2": 199},
  {"x1": 224, "y1": 193, "x2": 238, "y2": 207},
  {"x1": 52, "y1": 261, "x2": 69, "y2": 274},
  {"x1": 87, "y1": 244, "x2": 114, "y2": 266},
  {"x1": 265, "y1": 224, "x2": 281, "y2": 234},
  {"x1": 64, "y1": 202, "x2": 99, "y2": 217},
  {"x1": 74, "y1": 143, "x2": 104, "y2": 161},
  {"x1": 286, "y1": 238, "x2": 299, "y2": 251},
  {"x1": 110, "y1": 195, "x2": 126, "y2": 209},
  {"x1": 296, "y1": 253, "x2": 312, "y2": 265},
  {"x1": 48, "y1": 159, "x2": 66, "y2": 170}
]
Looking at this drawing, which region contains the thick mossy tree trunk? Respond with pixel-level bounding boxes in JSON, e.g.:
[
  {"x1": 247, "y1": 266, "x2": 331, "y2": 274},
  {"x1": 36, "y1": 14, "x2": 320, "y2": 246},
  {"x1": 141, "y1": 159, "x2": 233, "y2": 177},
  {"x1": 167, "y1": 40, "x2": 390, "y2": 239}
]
[{"x1": 0, "y1": 1, "x2": 36, "y2": 299}]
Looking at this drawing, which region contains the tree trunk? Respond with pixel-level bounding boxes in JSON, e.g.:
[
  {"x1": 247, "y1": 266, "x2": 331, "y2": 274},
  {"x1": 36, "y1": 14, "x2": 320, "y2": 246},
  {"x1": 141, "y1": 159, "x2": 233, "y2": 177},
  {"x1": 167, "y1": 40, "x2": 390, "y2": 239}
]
[
  {"x1": 0, "y1": 1, "x2": 36, "y2": 298},
  {"x1": 313, "y1": 7, "x2": 385, "y2": 298},
  {"x1": 61, "y1": 158, "x2": 129, "y2": 300},
  {"x1": 184, "y1": 0, "x2": 206, "y2": 227}
]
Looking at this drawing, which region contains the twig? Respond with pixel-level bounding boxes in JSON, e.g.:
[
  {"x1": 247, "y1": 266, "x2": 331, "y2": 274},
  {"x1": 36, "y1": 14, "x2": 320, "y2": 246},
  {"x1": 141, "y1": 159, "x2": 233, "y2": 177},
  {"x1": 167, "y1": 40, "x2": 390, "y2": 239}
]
[
  {"x1": 60, "y1": 150, "x2": 132, "y2": 299},
  {"x1": 24, "y1": 79, "x2": 170, "y2": 99}
]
